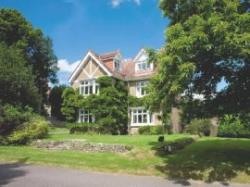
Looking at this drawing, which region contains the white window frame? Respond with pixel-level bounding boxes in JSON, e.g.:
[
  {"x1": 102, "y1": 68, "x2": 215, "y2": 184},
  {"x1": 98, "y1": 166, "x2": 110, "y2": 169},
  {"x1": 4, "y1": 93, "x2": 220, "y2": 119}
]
[
  {"x1": 78, "y1": 109, "x2": 95, "y2": 123},
  {"x1": 79, "y1": 79, "x2": 99, "y2": 96},
  {"x1": 136, "y1": 80, "x2": 148, "y2": 97},
  {"x1": 130, "y1": 107, "x2": 153, "y2": 126},
  {"x1": 135, "y1": 60, "x2": 153, "y2": 72}
]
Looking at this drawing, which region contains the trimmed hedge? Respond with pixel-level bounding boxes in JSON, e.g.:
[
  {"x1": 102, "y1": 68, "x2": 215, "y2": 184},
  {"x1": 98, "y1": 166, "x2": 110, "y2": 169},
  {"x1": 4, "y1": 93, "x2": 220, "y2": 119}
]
[
  {"x1": 138, "y1": 125, "x2": 166, "y2": 135},
  {"x1": 68, "y1": 123, "x2": 104, "y2": 134}
]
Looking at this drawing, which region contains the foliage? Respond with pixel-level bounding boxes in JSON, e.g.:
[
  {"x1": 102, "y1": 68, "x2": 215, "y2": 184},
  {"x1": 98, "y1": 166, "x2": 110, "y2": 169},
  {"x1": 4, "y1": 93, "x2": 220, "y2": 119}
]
[
  {"x1": 185, "y1": 118, "x2": 212, "y2": 136},
  {"x1": 0, "y1": 43, "x2": 41, "y2": 110},
  {"x1": 138, "y1": 125, "x2": 166, "y2": 135},
  {"x1": 218, "y1": 114, "x2": 250, "y2": 138},
  {"x1": 61, "y1": 87, "x2": 79, "y2": 122},
  {"x1": 0, "y1": 103, "x2": 33, "y2": 136},
  {"x1": 49, "y1": 85, "x2": 67, "y2": 121},
  {"x1": 8, "y1": 115, "x2": 49, "y2": 145},
  {"x1": 68, "y1": 123, "x2": 102, "y2": 134},
  {"x1": 62, "y1": 77, "x2": 129, "y2": 134},
  {"x1": 0, "y1": 9, "x2": 58, "y2": 106},
  {"x1": 148, "y1": 0, "x2": 250, "y2": 121},
  {"x1": 128, "y1": 95, "x2": 146, "y2": 107}
]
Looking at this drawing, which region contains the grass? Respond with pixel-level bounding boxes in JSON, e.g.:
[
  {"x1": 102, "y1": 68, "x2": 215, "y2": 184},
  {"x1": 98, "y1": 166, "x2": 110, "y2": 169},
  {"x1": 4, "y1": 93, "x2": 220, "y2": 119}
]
[{"x1": 0, "y1": 128, "x2": 250, "y2": 183}]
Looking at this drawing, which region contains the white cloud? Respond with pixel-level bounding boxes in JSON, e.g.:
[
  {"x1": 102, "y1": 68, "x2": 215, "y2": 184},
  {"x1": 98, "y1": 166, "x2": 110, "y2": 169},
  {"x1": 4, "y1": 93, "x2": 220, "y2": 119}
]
[
  {"x1": 57, "y1": 59, "x2": 80, "y2": 72},
  {"x1": 111, "y1": 0, "x2": 141, "y2": 7},
  {"x1": 56, "y1": 59, "x2": 80, "y2": 85}
]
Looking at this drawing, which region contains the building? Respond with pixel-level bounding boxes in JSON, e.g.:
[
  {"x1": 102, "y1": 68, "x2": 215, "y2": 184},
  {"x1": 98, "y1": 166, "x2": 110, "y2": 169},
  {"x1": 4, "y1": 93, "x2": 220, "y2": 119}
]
[{"x1": 69, "y1": 49, "x2": 161, "y2": 133}]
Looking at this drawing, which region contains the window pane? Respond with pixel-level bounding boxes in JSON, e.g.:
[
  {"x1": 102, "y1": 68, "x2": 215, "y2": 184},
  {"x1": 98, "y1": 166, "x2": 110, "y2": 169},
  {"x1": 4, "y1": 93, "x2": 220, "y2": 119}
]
[
  {"x1": 96, "y1": 85, "x2": 99, "y2": 94},
  {"x1": 89, "y1": 85, "x2": 93, "y2": 94},
  {"x1": 138, "y1": 115, "x2": 142, "y2": 123},
  {"x1": 89, "y1": 114, "x2": 93, "y2": 123},
  {"x1": 143, "y1": 114, "x2": 147, "y2": 123},
  {"x1": 85, "y1": 87, "x2": 88, "y2": 94},
  {"x1": 84, "y1": 116, "x2": 88, "y2": 122},
  {"x1": 149, "y1": 114, "x2": 152, "y2": 123},
  {"x1": 133, "y1": 115, "x2": 137, "y2": 123}
]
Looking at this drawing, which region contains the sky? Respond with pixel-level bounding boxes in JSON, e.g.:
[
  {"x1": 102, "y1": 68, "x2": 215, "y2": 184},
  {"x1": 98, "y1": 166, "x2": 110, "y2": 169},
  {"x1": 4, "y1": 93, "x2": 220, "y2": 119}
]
[{"x1": 0, "y1": 0, "x2": 168, "y2": 85}]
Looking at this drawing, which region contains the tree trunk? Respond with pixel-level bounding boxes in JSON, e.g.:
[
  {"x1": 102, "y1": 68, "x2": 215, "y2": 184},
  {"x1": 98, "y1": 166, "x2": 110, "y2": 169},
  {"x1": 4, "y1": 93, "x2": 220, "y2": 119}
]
[{"x1": 171, "y1": 107, "x2": 181, "y2": 133}]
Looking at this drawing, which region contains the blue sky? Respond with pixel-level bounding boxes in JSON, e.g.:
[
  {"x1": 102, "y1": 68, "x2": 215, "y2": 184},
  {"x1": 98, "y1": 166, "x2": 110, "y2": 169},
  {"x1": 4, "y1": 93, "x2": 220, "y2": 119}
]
[{"x1": 0, "y1": 0, "x2": 168, "y2": 84}]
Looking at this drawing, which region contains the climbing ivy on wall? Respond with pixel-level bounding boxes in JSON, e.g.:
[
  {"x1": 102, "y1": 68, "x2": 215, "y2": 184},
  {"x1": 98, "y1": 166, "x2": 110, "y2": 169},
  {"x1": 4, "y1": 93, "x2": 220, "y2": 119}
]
[{"x1": 61, "y1": 76, "x2": 129, "y2": 134}]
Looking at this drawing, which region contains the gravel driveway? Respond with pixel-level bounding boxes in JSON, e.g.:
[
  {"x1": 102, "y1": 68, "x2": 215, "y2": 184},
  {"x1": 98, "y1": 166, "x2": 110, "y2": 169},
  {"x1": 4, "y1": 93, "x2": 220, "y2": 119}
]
[{"x1": 0, "y1": 163, "x2": 249, "y2": 187}]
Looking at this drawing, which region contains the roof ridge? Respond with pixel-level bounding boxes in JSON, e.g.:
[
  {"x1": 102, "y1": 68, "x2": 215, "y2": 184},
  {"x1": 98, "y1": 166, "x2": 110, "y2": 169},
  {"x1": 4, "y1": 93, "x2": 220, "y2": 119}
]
[{"x1": 99, "y1": 50, "x2": 120, "y2": 57}]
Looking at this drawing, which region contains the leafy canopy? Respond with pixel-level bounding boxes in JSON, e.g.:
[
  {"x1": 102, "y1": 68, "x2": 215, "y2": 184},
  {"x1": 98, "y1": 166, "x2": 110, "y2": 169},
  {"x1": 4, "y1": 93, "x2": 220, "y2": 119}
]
[
  {"x1": 148, "y1": 0, "x2": 250, "y2": 117},
  {"x1": 0, "y1": 43, "x2": 41, "y2": 110},
  {"x1": 0, "y1": 9, "x2": 58, "y2": 105}
]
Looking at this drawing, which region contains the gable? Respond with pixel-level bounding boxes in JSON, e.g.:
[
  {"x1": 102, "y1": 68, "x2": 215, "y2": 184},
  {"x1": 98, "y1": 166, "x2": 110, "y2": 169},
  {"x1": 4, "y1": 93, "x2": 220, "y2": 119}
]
[
  {"x1": 133, "y1": 49, "x2": 148, "y2": 62},
  {"x1": 69, "y1": 51, "x2": 112, "y2": 84}
]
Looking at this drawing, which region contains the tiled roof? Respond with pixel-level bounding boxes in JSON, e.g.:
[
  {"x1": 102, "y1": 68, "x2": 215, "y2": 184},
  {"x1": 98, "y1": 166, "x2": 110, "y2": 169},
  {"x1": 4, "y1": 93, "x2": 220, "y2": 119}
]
[
  {"x1": 99, "y1": 50, "x2": 120, "y2": 61},
  {"x1": 89, "y1": 49, "x2": 155, "y2": 81}
]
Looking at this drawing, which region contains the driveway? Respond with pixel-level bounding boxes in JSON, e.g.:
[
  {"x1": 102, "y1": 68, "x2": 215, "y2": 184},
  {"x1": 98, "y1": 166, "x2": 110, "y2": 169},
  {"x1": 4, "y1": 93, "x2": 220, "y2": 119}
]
[{"x1": 0, "y1": 163, "x2": 249, "y2": 187}]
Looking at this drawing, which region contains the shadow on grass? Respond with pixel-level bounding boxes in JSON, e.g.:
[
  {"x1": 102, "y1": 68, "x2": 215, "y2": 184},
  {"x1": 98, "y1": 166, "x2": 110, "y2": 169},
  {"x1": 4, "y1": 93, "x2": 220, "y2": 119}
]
[
  {"x1": 150, "y1": 138, "x2": 250, "y2": 184},
  {"x1": 0, "y1": 157, "x2": 29, "y2": 186}
]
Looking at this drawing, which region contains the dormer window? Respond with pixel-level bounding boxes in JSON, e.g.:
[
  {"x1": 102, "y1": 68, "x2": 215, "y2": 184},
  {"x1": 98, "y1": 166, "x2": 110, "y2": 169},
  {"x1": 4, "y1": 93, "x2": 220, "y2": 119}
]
[
  {"x1": 135, "y1": 60, "x2": 153, "y2": 72},
  {"x1": 114, "y1": 58, "x2": 121, "y2": 71},
  {"x1": 79, "y1": 79, "x2": 99, "y2": 96}
]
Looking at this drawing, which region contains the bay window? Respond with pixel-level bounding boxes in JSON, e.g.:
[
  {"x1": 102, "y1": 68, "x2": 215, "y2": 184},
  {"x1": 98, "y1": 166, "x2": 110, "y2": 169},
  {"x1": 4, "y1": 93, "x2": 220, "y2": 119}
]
[
  {"x1": 131, "y1": 107, "x2": 152, "y2": 126},
  {"x1": 79, "y1": 79, "x2": 99, "y2": 95},
  {"x1": 79, "y1": 109, "x2": 94, "y2": 123}
]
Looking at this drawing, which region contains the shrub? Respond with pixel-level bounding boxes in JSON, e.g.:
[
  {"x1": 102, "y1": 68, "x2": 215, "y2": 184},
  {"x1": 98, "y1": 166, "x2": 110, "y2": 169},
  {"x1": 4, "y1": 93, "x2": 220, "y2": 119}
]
[
  {"x1": 138, "y1": 125, "x2": 166, "y2": 135},
  {"x1": 0, "y1": 104, "x2": 33, "y2": 136},
  {"x1": 218, "y1": 114, "x2": 250, "y2": 138},
  {"x1": 185, "y1": 118, "x2": 212, "y2": 136},
  {"x1": 69, "y1": 123, "x2": 103, "y2": 134},
  {"x1": 8, "y1": 115, "x2": 49, "y2": 145}
]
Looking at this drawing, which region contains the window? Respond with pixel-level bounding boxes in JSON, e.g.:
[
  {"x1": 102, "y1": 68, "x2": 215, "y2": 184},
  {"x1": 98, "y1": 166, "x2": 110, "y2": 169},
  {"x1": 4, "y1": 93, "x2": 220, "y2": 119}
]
[
  {"x1": 114, "y1": 58, "x2": 120, "y2": 71},
  {"x1": 79, "y1": 110, "x2": 94, "y2": 123},
  {"x1": 131, "y1": 108, "x2": 152, "y2": 125},
  {"x1": 136, "y1": 60, "x2": 151, "y2": 72},
  {"x1": 79, "y1": 79, "x2": 99, "y2": 95},
  {"x1": 136, "y1": 81, "x2": 148, "y2": 97}
]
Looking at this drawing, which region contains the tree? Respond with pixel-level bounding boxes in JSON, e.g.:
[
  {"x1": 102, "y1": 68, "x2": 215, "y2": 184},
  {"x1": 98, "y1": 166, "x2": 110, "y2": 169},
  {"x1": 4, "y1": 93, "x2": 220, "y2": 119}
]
[
  {"x1": 148, "y1": 0, "x2": 250, "y2": 127},
  {"x1": 48, "y1": 85, "x2": 67, "y2": 121},
  {"x1": 0, "y1": 9, "x2": 58, "y2": 107},
  {"x1": 0, "y1": 43, "x2": 41, "y2": 110},
  {"x1": 61, "y1": 88, "x2": 79, "y2": 122},
  {"x1": 89, "y1": 77, "x2": 128, "y2": 134}
]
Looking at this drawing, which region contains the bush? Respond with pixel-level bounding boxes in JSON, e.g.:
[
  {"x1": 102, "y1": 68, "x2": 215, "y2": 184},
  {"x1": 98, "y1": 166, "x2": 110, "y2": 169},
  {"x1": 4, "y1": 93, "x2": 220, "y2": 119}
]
[
  {"x1": 138, "y1": 125, "x2": 166, "y2": 135},
  {"x1": 8, "y1": 115, "x2": 49, "y2": 145},
  {"x1": 69, "y1": 123, "x2": 103, "y2": 134},
  {"x1": 218, "y1": 114, "x2": 250, "y2": 138},
  {"x1": 0, "y1": 104, "x2": 33, "y2": 136},
  {"x1": 185, "y1": 118, "x2": 212, "y2": 136}
]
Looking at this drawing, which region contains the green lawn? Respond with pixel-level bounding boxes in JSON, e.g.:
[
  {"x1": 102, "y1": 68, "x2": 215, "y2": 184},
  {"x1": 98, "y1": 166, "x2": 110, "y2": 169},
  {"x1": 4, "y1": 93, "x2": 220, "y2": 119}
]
[{"x1": 0, "y1": 128, "x2": 250, "y2": 183}]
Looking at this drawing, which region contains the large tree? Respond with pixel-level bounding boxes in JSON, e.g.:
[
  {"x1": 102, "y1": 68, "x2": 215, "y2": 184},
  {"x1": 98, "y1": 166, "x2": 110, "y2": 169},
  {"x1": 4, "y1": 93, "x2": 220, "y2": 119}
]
[
  {"x1": 0, "y1": 9, "x2": 58, "y2": 106},
  {"x1": 0, "y1": 43, "x2": 41, "y2": 110},
  {"x1": 49, "y1": 85, "x2": 67, "y2": 121},
  {"x1": 148, "y1": 0, "x2": 250, "y2": 129}
]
